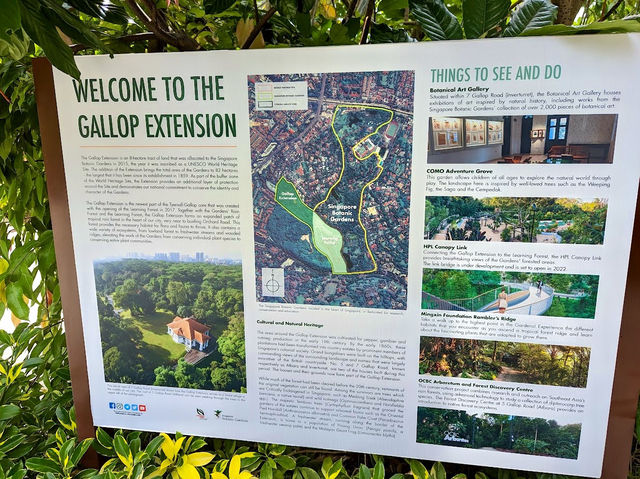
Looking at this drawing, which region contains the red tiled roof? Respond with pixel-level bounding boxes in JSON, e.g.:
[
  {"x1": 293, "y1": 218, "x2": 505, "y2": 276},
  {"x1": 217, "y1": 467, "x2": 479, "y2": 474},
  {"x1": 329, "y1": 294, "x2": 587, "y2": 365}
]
[{"x1": 167, "y1": 316, "x2": 211, "y2": 344}]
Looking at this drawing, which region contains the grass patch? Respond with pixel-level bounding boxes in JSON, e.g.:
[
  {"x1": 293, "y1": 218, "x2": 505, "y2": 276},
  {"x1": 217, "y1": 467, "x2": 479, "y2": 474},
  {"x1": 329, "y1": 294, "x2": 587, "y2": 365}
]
[{"x1": 121, "y1": 309, "x2": 185, "y2": 361}]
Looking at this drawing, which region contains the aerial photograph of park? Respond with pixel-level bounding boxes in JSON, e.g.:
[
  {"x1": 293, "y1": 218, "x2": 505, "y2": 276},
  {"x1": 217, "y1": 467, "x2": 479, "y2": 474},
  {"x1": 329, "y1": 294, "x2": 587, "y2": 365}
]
[
  {"x1": 419, "y1": 337, "x2": 590, "y2": 388},
  {"x1": 424, "y1": 196, "x2": 608, "y2": 244},
  {"x1": 422, "y1": 269, "x2": 599, "y2": 319},
  {"x1": 417, "y1": 407, "x2": 582, "y2": 459},
  {"x1": 93, "y1": 254, "x2": 246, "y2": 393}
]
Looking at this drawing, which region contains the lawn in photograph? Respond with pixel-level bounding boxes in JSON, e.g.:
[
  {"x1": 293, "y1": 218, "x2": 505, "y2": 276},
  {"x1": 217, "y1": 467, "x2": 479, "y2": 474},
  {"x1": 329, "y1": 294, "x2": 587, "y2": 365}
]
[
  {"x1": 422, "y1": 269, "x2": 599, "y2": 319},
  {"x1": 416, "y1": 407, "x2": 581, "y2": 459},
  {"x1": 424, "y1": 196, "x2": 607, "y2": 244},
  {"x1": 419, "y1": 337, "x2": 590, "y2": 388},
  {"x1": 94, "y1": 256, "x2": 246, "y2": 392}
]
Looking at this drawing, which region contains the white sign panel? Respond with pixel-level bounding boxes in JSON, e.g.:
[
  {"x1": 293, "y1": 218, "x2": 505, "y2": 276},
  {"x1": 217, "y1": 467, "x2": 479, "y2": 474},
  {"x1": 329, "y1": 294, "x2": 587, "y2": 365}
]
[{"x1": 51, "y1": 34, "x2": 640, "y2": 477}]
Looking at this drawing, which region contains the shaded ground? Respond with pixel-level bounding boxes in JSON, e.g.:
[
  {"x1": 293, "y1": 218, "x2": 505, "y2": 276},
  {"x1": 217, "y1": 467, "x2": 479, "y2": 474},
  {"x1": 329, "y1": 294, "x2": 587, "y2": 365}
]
[
  {"x1": 121, "y1": 309, "x2": 186, "y2": 361},
  {"x1": 496, "y1": 366, "x2": 528, "y2": 382}
]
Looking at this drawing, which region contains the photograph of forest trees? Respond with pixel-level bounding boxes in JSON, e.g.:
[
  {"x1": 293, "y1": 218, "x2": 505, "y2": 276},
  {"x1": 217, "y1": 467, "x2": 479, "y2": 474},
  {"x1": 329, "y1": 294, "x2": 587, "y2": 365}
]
[
  {"x1": 416, "y1": 407, "x2": 581, "y2": 460},
  {"x1": 419, "y1": 337, "x2": 590, "y2": 388},
  {"x1": 424, "y1": 196, "x2": 607, "y2": 244},
  {"x1": 94, "y1": 256, "x2": 246, "y2": 393},
  {"x1": 422, "y1": 269, "x2": 599, "y2": 319}
]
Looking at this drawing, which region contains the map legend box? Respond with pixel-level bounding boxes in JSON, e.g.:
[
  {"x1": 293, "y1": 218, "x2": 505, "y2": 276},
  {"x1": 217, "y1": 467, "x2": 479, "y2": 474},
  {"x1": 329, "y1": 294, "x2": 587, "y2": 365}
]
[{"x1": 255, "y1": 81, "x2": 308, "y2": 111}]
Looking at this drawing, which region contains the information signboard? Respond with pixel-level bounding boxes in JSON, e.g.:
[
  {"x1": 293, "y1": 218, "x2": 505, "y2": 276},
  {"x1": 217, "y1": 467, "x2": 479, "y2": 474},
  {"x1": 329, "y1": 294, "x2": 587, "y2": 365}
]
[{"x1": 34, "y1": 34, "x2": 640, "y2": 478}]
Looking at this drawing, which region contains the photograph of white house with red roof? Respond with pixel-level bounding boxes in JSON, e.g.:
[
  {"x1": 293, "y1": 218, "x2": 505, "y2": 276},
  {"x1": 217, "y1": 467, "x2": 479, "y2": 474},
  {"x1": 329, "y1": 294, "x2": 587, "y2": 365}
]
[
  {"x1": 167, "y1": 316, "x2": 211, "y2": 351},
  {"x1": 93, "y1": 253, "x2": 246, "y2": 393}
]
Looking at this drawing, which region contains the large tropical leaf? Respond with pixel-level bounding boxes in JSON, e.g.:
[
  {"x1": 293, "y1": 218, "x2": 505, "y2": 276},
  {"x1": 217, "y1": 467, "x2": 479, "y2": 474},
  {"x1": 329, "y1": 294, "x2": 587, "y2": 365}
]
[
  {"x1": 410, "y1": 0, "x2": 463, "y2": 40},
  {"x1": 503, "y1": 0, "x2": 557, "y2": 37},
  {"x1": 19, "y1": 0, "x2": 80, "y2": 78},
  {"x1": 41, "y1": 0, "x2": 107, "y2": 51},
  {"x1": 204, "y1": 0, "x2": 237, "y2": 14},
  {"x1": 370, "y1": 23, "x2": 412, "y2": 43},
  {"x1": 522, "y1": 17, "x2": 640, "y2": 35},
  {"x1": 64, "y1": 0, "x2": 129, "y2": 24},
  {"x1": 0, "y1": 0, "x2": 21, "y2": 39},
  {"x1": 462, "y1": 0, "x2": 510, "y2": 39}
]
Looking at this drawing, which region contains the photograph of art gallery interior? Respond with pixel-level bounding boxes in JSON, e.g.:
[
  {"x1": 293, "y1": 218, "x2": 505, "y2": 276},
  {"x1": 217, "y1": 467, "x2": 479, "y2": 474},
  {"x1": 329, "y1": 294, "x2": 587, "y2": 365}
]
[{"x1": 428, "y1": 114, "x2": 617, "y2": 164}]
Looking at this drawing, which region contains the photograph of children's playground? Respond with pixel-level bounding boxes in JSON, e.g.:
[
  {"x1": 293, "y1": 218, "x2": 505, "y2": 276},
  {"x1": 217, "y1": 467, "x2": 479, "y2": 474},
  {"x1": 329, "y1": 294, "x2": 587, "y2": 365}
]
[
  {"x1": 419, "y1": 336, "x2": 591, "y2": 388},
  {"x1": 422, "y1": 269, "x2": 598, "y2": 318},
  {"x1": 428, "y1": 114, "x2": 617, "y2": 164},
  {"x1": 416, "y1": 407, "x2": 581, "y2": 460},
  {"x1": 424, "y1": 196, "x2": 607, "y2": 244}
]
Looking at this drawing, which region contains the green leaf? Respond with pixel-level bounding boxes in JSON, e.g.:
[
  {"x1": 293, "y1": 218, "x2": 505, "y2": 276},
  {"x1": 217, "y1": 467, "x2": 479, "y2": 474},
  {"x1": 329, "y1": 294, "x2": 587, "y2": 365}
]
[
  {"x1": 359, "y1": 465, "x2": 372, "y2": 479},
  {"x1": 274, "y1": 456, "x2": 296, "y2": 471},
  {"x1": 372, "y1": 461, "x2": 384, "y2": 479},
  {"x1": 270, "y1": 444, "x2": 286, "y2": 455},
  {"x1": 39, "y1": 0, "x2": 107, "y2": 51},
  {"x1": 63, "y1": 0, "x2": 129, "y2": 24},
  {"x1": 405, "y1": 460, "x2": 427, "y2": 479},
  {"x1": 69, "y1": 439, "x2": 94, "y2": 468},
  {"x1": 261, "y1": 464, "x2": 274, "y2": 479},
  {"x1": 18, "y1": 0, "x2": 80, "y2": 79},
  {"x1": 370, "y1": 23, "x2": 412, "y2": 43},
  {"x1": 522, "y1": 18, "x2": 640, "y2": 36},
  {"x1": 429, "y1": 463, "x2": 446, "y2": 479},
  {"x1": 379, "y1": 0, "x2": 408, "y2": 14},
  {"x1": 327, "y1": 460, "x2": 342, "y2": 479},
  {"x1": 276, "y1": 0, "x2": 298, "y2": 18},
  {"x1": 22, "y1": 357, "x2": 44, "y2": 368},
  {"x1": 204, "y1": 0, "x2": 236, "y2": 14},
  {"x1": 74, "y1": 469, "x2": 100, "y2": 479},
  {"x1": 410, "y1": 0, "x2": 462, "y2": 40},
  {"x1": 144, "y1": 435, "x2": 165, "y2": 457},
  {"x1": 0, "y1": 433, "x2": 24, "y2": 453},
  {"x1": 502, "y1": 0, "x2": 557, "y2": 37},
  {"x1": 113, "y1": 435, "x2": 132, "y2": 468},
  {"x1": 0, "y1": 0, "x2": 21, "y2": 38},
  {"x1": 56, "y1": 406, "x2": 73, "y2": 430},
  {"x1": 25, "y1": 458, "x2": 61, "y2": 474},
  {"x1": 188, "y1": 438, "x2": 207, "y2": 452},
  {"x1": 462, "y1": 0, "x2": 510, "y2": 38},
  {"x1": 6, "y1": 282, "x2": 28, "y2": 319},
  {"x1": 300, "y1": 467, "x2": 321, "y2": 479}
]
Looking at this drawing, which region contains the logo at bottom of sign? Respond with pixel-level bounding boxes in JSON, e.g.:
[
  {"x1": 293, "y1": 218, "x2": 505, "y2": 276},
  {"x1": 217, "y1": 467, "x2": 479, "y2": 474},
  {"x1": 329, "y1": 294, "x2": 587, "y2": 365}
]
[{"x1": 109, "y1": 402, "x2": 147, "y2": 416}]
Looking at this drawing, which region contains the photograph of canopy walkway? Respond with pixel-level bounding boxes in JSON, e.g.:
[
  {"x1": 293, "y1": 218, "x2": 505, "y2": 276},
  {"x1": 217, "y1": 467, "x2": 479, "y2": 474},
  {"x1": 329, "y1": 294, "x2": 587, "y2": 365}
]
[
  {"x1": 422, "y1": 269, "x2": 598, "y2": 319},
  {"x1": 422, "y1": 282, "x2": 554, "y2": 316}
]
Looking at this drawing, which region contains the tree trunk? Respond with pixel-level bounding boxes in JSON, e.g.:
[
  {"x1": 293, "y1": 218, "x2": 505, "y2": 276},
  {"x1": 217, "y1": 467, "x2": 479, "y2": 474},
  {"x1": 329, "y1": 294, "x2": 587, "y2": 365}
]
[{"x1": 552, "y1": 0, "x2": 585, "y2": 25}]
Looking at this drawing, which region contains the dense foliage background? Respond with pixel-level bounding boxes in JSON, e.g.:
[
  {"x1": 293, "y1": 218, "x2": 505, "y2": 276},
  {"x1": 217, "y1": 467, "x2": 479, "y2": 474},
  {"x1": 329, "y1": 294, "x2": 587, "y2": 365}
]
[{"x1": 1, "y1": 0, "x2": 639, "y2": 478}]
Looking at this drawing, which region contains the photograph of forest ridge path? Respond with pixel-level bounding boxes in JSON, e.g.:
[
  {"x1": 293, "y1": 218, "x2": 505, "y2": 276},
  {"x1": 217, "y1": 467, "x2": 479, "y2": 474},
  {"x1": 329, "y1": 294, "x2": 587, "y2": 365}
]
[
  {"x1": 94, "y1": 256, "x2": 246, "y2": 392},
  {"x1": 422, "y1": 269, "x2": 599, "y2": 318},
  {"x1": 424, "y1": 196, "x2": 607, "y2": 244},
  {"x1": 419, "y1": 337, "x2": 590, "y2": 388},
  {"x1": 417, "y1": 407, "x2": 582, "y2": 460}
]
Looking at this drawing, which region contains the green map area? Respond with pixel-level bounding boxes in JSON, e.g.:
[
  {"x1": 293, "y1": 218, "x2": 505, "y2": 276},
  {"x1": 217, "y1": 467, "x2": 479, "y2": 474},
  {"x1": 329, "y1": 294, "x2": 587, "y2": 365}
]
[
  {"x1": 275, "y1": 105, "x2": 394, "y2": 275},
  {"x1": 274, "y1": 177, "x2": 347, "y2": 273}
]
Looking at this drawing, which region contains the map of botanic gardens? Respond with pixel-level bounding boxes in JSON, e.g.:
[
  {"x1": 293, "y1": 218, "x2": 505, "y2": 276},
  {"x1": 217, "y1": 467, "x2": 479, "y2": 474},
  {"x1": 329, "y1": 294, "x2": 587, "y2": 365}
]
[{"x1": 248, "y1": 71, "x2": 414, "y2": 309}]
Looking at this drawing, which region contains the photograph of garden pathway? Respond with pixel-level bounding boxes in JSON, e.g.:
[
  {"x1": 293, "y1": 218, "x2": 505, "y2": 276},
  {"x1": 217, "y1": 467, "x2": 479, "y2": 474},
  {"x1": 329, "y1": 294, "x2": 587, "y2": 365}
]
[{"x1": 424, "y1": 196, "x2": 608, "y2": 244}]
